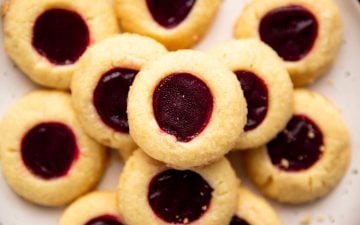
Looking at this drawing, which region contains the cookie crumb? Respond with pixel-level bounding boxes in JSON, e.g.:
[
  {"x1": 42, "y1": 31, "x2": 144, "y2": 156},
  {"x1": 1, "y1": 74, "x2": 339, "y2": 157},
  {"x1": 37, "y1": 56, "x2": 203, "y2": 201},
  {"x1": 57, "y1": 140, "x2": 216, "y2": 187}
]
[
  {"x1": 300, "y1": 214, "x2": 312, "y2": 225},
  {"x1": 317, "y1": 215, "x2": 324, "y2": 223},
  {"x1": 300, "y1": 215, "x2": 312, "y2": 225},
  {"x1": 280, "y1": 158, "x2": 289, "y2": 168},
  {"x1": 345, "y1": 71, "x2": 351, "y2": 77}
]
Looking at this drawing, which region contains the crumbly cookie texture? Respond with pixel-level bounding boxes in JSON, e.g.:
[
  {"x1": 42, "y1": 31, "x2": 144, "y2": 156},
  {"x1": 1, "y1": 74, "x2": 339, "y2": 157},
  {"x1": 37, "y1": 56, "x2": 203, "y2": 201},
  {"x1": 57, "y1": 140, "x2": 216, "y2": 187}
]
[
  {"x1": 3, "y1": 0, "x2": 119, "y2": 89},
  {"x1": 0, "y1": 90, "x2": 106, "y2": 206},
  {"x1": 58, "y1": 191, "x2": 124, "y2": 225},
  {"x1": 209, "y1": 38, "x2": 293, "y2": 150},
  {"x1": 117, "y1": 150, "x2": 239, "y2": 225},
  {"x1": 128, "y1": 50, "x2": 247, "y2": 169},
  {"x1": 234, "y1": 186, "x2": 281, "y2": 225},
  {"x1": 71, "y1": 33, "x2": 167, "y2": 160},
  {"x1": 244, "y1": 89, "x2": 350, "y2": 204},
  {"x1": 234, "y1": 0, "x2": 342, "y2": 86},
  {"x1": 114, "y1": 0, "x2": 221, "y2": 50}
]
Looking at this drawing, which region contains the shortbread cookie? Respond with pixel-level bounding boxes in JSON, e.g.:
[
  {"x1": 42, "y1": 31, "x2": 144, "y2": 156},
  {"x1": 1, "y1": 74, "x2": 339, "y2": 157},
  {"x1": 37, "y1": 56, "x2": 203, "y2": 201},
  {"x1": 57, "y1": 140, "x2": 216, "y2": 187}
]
[
  {"x1": 209, "y1": 39, "x2": 293, "y2": 150},
  {"x1": 114, "y1": 0, "x2": 221, "y2": 50},
  {"x1": 128, "y1": 50, "x2": 247, "y2": 168},
  {"x1": 0, "y1": 91, "x2": 106, "y2": 206},
  {"x1": 59, "y1": 191, "x2": 124, "y2": 225},
  {"x1": 71, "y1": 34, "x2": 167, "y2": 160},
  {"x1": 3, "y1": 0, "x2": 119, "y2": 89},
  {"x1": 244, "y1": 89, "x2": 350, "y2": 204},
  {"x1": 234, "y1": 0, "x2": 342, "y2": 86},
  {"x1": 230, "y1": 187, "x2": 281, "y2": 225},
  {"x1": 117, "y1": 150, "x2": 238, "y2": 225}
]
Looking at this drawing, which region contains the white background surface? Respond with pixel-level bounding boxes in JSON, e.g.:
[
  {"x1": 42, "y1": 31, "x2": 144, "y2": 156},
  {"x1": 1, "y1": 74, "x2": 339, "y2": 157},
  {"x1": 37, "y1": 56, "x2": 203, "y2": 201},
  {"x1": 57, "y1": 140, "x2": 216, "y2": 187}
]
[{"x1": 0, "y1": 0, "x2": 360, "y2": 224}]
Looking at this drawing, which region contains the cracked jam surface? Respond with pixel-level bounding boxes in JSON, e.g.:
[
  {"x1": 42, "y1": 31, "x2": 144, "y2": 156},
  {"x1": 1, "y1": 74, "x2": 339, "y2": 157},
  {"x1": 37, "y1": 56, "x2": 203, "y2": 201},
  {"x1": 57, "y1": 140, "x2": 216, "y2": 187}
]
[
  {"x1": 93, "y1": 68, "x2": 138, "y2": 133},
  {"x1": 153, "y1": 73, "x2": 213, "y2": 142},
  {"x1": 267, "y1": 114, "x2": 324, "y2": 171},
  {"x1": 32, "y1": 8, "x2": 89, "y2": 65},
  {"x1": 148, "y1": 169, "x2": 213, "y2": 223},
  {"x1": 259, "y1": 5, "x2": 318, "y2": 61},
  {"x1": 235, "y1": 71, "x2": 268, "y2": 131},
  {"x1": 21, "y1": 122, "x2": 78, "y2": 179},
  {"x1": 146, "y1": 0, "x2": 196, "y2": 28}
]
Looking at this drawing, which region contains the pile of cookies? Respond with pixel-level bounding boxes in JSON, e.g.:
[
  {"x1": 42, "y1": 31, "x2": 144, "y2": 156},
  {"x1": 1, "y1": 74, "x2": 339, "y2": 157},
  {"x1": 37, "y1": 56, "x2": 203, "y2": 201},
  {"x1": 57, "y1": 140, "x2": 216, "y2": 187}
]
[{"x1": 0, "y1": 0, "x2": 350, "y2": 225}]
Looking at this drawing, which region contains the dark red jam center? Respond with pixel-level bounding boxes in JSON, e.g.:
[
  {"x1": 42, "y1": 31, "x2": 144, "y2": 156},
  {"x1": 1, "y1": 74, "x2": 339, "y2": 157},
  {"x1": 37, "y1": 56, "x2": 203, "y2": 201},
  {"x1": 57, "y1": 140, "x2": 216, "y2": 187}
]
[
  {"x1": 85, "y1": 215, "x2": 123, "y2": 225},
  {"x1": 230, "y1": 216, "x2": 250, "y2": 225},
  {"x1": 32, "y1": 8, "x2": 90, "y2": 65},
  {"x1": 259, "y1": 5, "x2": 318, "y2": 61},
  {"x1": 93, "y1": 68, "x2": 138, "y2": 133},
  {"x1": 21, "y1": 122, "x2": 78, "y2": 179},
  {"x1": 235, "y1": 71, "x2": 268, "y2": 131},
  {"x1": 148, "y1": 169, "x2": 213, "y2": 224},
  {"x1": 267, "y1": 115, "x2": 324, "y2": 171},
  {"x1": 153, "y1": 73, "x2": 213, "y2": 142},
  {"x1": 146, "y1": 0, "x2": 196, "y2": 28}
]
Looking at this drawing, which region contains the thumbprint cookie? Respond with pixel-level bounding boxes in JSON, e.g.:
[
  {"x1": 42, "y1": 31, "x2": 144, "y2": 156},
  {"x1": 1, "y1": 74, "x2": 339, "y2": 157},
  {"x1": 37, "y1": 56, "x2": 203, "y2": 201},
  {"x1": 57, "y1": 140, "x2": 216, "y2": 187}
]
[
  {"x1": 229, "y1": 186, "x2": 281, "y2": 225},
  {"x1": 3, "y1": 0, "x2": 119, "y2": 89},
  {"x1": 0, "y1": 91, "x2": 106, "y2": 206},
  {"x1": 234, "y1": 0, "x2": 342, "y2": 86},
  {"x1": 59, "y1": 192, "x2": 125, "y2": 225},
  {"x1": 114, "y1": 0, "x2": 221, "y2": 50},
  {"x1": 244, "y1": 89, "x2": 350, "y2": 204},
  {"x1": 71, "y1": 34, "x2": 167, "y2": 160},
  {"x1": 127, "y1": 50, "x2": 247, "y2": 168},
  {"x1": 209, "y1": 39, "x2": 293, "y2": 150},
  {"x1": 117, "y1": 150, "x2": 238, "y2": 225}
]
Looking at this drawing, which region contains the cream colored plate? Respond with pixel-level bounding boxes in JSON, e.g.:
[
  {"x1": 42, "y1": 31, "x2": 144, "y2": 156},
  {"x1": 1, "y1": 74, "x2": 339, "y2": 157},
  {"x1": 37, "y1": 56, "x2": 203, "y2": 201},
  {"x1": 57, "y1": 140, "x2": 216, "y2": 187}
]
[{"x1": 1, "y1": 0, "x2": 359, "y2": 224}]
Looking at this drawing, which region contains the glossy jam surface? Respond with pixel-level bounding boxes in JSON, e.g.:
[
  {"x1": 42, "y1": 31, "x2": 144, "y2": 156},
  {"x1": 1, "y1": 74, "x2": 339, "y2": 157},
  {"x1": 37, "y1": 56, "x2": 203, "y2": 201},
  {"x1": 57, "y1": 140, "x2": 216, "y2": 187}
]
[
  {"x1": 85, "y1": 215, "x2": 123, "y2": 225},
  {"x1": 153, "y1": 73, "x2": 213, "y2": 142},
  {"x1": 146, "y1": 0, "x2": 196, "y2": 28},
  {"x1": 235, "y1": 71, "x2": 268, "y2": 131},
  {"x1": 148, "y1": 169, "x2": 213, "y2": 223},
  {"x1": 32, "y1": 8, "x2": 89, "y2": 65},
  {"x1": 93, "y1": 68, "x2": 138, "y2": 133},
  {"x1": 259, "y1": 5, "x2": 318, "y2": 61},
  {"x1": 21, "y1": 122, "x2": 78, "y2": 179},
  {"x1": 230, "y1": 216, "x2": 250, "y2": 225},
  {"x1": 267, "y1": 115, "x2": 324, "y2": 171}
]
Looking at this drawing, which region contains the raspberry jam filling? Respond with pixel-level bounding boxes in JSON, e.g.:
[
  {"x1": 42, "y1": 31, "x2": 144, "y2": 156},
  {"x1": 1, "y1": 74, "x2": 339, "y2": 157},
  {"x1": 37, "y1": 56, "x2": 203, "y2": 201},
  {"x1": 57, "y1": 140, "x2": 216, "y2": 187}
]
[
  {"x1": 153, "y1": 73, "x2": 213, "y2": 142},
  {"x1": 267, "y1": 115, "x2": 324, "y2": 171},
  {"x1": 235, "y1": 71, "x2": 268, "y2": 131},
  {"x1": 259, "y1": 5, "x2": 318, "y2": 61},
  {"x1": 148, "y1": 169, "x2": 213, "y2": 224},
  {"x1": 230, "y1": 216, "x2": 250, "y2": 225},
  {"x1": 85, "y1": 215, "x2": 123, "y2": 225},
  {"x1": 21, "y1": 122, "x2": 78, "y2": 179},
  {"x1": 93, "y1": 68, "x2": 138, "y2": 133},
  {"x1": 146, "y1": 0, "x2": 196, "y2": 28},
  {"x1": 32, "y1": 8, "x2": 90, "y2": 65}
]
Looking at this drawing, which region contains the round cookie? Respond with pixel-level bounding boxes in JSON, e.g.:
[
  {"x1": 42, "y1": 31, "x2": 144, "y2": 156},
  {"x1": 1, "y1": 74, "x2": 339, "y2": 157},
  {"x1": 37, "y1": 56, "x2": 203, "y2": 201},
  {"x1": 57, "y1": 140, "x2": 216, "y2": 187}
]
[
  {"x1": 3, "y1": 0, "x2": 119, "y2": 89},
  {"x1": 0, "y1": 91, "x2": 106, "y2": 206},
  {"x1": 244, "y1": 89, "x2": 350, "y2": 204},
  {"x1": 127, "y1": 50, "x2": 247, "y2": 168},
  {"x1": 71, "y1": 34, "x2": 167, "y2": 160},
  {"x1": 209, "y1": 39, "x2": 293, "y2": 150},
  {"x1": 234, "y1": 0, "x2": 342, "y2": 86},
  {"x1": 59, "y1": 191, "x2": 124, "y2": 225},
  {"x1": 114, "y1": 0, "x2": 221, "y2": 50},
  {"x1": 117, "y1": 150, "x2": 239, "y2": 225},
  {"x1": 230, "y1": 187, "x2": 281, "y2": 225}
]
